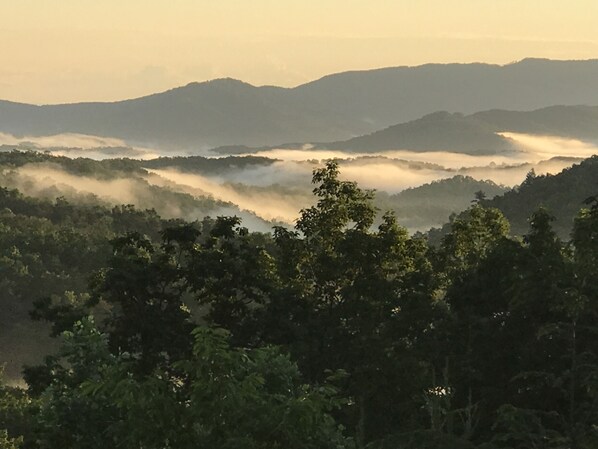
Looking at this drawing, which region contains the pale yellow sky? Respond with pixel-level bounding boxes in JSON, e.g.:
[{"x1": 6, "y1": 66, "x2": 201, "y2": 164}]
[{"x1": 1, "y1": 0, "x2": 597, "y2": 104}]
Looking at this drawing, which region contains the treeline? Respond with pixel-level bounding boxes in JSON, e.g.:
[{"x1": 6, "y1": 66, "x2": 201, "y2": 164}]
[
  {"x1": 1, "y1": 161, "x2": 598, "y2": 448},
  {"x1": 0, "y1": 150, "x2": 276, "y2": 177},
  {"x1": 5, "y1": 150, "x2": 598, "y2": 239}
]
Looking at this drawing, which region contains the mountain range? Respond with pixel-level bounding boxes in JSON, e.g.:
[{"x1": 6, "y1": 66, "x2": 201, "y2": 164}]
[{"x1": 2, "y1": 58, "x2": 598, "y2": 150}]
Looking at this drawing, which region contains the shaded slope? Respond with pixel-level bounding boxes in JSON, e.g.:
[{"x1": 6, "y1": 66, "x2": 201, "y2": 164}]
[
  {"x1": 472, "y1": 105, "x2": 598, "y2": 141},
  {"x1": 323, "y1": 112, "x2": 515, "y2": 154},
  {"x1": 317, "y1": 105, "x2": 598, "y2": 154},
  {"x1": 481, "y1": 156, "x2": 598, "y2": 237},
  {"x1": 377, "y1": 175, "x2": 507, "y2": 230}
]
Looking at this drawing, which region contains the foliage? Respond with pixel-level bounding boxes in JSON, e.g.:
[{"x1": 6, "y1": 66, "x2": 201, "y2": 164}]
[
  {"x1": 483, "y1": 156, "x2": 598, "y2": 237},
  {"x1": 2, "y1": 159, "x2": 598, "y2": 448},
  {"x1": 0, "y1": 185, "x2": 184, "y2": 378},
  {"x1": 0, "y1": 368, "x2": 32, "y2": 449},
  {"x1": 32, "y1": 320, "x2": 352, "y2": 449}
]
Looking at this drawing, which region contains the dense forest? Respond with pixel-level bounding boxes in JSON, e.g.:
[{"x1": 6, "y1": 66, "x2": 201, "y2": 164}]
[
  {"x1": 426, "y1": 156, "x2": 598, "y2": 243},
  {"x1": 1, "y1": 160, "x2": 598, "y2": 448},
  {"x1": 377, "y1": 175, "x2": 507, "y2": 231},
  {"x1": 483, "y1": 157, "x2": 598, "y2": 236},
  {"x1": 2, "y1": 149, "x2": 592, "y2": 234}
]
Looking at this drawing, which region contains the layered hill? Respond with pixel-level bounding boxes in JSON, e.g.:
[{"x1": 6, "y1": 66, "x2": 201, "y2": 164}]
[
  {"x1": 2, "y1": 59, "x2": 598, "y2": 149},
  {"x1": 377, "y1": 175, "x2": 508, "y2": 230},
  {"x1": 322, "y1": 111, "x2": 513, "y2": 154},
  {"x1": 319, "y1": 106, "x2": 598, "y2": 154}
]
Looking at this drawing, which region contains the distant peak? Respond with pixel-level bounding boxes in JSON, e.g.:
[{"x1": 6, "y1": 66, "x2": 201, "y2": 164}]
[
  {"x1": 183, "y1": 78, "x2": 254, "y2": 89},
  {"x1": 420, "y1": 111, "x2": 463, "y2": 120},
  {"x1": 510, "y1": 57, "x2": 598, "y2": 66},
  {"x1": 514, "y1": 57, "x2": 552, "y2": 64}
]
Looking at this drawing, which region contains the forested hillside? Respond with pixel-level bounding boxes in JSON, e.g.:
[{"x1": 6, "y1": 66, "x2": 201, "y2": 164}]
[
  {"x1": 2, "y1": 161, "x2": 598, "y2": 448},
  {"x1": 0, "y1": 151, "x2": 274, "y2": 230},
  {"x1": 377, "y1": 176, "x2": 507, "y2": 230},
  {"x1": 0, "y1": 187, "x2": 186, "y2": 379},
  {"x1": 0, "y1": 150, "x2": 522, "y2": 231},
  {"x1": 483, "y1": 156, "x2": 598, "y2": 237}
]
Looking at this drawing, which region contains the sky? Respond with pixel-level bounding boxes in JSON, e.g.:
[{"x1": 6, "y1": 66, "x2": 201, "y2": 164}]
[{"x1": 2, "y1": 0, "x2": 598, "y2": 104}]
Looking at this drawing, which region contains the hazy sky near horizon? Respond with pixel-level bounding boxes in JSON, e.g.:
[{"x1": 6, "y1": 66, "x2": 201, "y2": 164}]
[{"x1": 2, "y1": 0, "x2": 598, "y2": 104}]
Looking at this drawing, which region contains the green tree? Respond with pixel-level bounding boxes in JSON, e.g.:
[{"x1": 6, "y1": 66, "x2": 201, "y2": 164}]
[
  {"x1": 433, "y1": 204, "x2": 515, "y2": 442},
  {"x1": 267, "y1": 162, "x2": 440, "y2": 445},
  {"x1": 90, "y1": 230, "x2": 196, "y2": 375},
  {"x1": 183, "y1": 216, "x2": 278, "y2": 347},
  {"x1": 33, "y1": 319, "x2": 353, "y2": 449},
  {"x1": 0, "y1": 367, "x2": 35, "y2": 449},
  {"x1": 483, "y1": 208, "x2": 598, "y2": 448}
]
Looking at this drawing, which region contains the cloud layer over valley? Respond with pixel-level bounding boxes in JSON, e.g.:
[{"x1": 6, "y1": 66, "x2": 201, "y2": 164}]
[
  {"x1": 0, "y1": 130, "x2": 595, "y2": 233},
  {"x1": 0, "y1": 132, "x2": 161, "y2": 160}
]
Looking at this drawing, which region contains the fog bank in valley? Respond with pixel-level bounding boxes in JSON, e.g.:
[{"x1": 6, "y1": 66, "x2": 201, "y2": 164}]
[
  {"x1": 0, "y1": 131, "x2": 595, "y2": 232},
  {"x1": 0, "y1": 132, "x2": 161, "y2": 160},
  {"x1": 0, "y1": 163, "x2": 275, "y2": 232},
  {"x1": 144, "y1": 168, "x2": 313, "y2": 223}
]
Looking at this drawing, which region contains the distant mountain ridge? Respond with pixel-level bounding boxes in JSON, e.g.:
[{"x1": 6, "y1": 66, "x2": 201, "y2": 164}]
[
  {"x1": 321, "y1": 111, "x2": 513, "y2": 154},
  {"x1": 2, "y1": 59, "x2": 598, "y2": 149},
  {"x1": 317, "y1": 105, "x2": 598, "y2": 154},
  {"x1": 212, "y1": 105, "x2": 598, "y2": 156}
]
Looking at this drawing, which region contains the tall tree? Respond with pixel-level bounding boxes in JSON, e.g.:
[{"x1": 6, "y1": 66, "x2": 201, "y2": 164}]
[{"x1": 267, "y1": 161, "x2": 440, "y2": 444}]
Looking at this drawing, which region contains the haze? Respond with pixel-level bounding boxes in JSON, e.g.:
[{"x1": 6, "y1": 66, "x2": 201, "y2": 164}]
[
  {"x1": 0, "y1": 131, "x2": 589, "y2": 231},
  {"x1": 3, "y1": 0, "x2": 598, "y2": 104}
]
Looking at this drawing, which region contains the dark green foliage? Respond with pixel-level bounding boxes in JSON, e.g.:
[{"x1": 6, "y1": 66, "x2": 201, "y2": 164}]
[
  {"x1": 2, "y1": 159, "x2": 598, "y2": 448},
  {"x1": 183, "y1": 216, "x2": 279, "y2": 346},
  {"x1": 0, "y1": 187, "x2": 182, "y2": 378},
  {"x1": 142, "y1": 155, "x2": 277, "y2": 175},
  {"x1": 0, "y1": 368, "x2": 32, "y2": 449},
  {"x1": 90, "y1": 231, "x2": 196, "y2": 375},
  {"x1": 483, "y1": 156, "x2": 598, "y2": 237},
  {"x1": 28, "y1": 320, "x2": 352, "y2": 449},
  {"x1": 263, "y1": 162, "x2": 442, "y2": 443},
  {"x1": 367, "y1": 430, "x2": 475, "y2": 449}
]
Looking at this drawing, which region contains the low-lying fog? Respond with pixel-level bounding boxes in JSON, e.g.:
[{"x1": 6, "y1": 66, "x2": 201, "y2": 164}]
[
  {"x1": 0, "y1": 131, "x2": 596, "y2": 231},
  {"x1": 0, "y1": 132, "x2": 161, "y2": 160}
]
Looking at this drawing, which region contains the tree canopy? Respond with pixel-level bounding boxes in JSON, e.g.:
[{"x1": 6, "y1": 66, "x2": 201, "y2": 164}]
[{"x1": 1, "y1": 160, "x2": 598, "y2": 448}]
